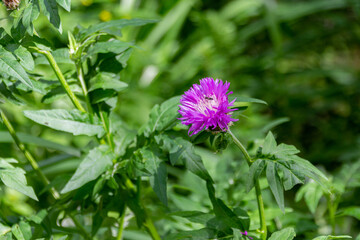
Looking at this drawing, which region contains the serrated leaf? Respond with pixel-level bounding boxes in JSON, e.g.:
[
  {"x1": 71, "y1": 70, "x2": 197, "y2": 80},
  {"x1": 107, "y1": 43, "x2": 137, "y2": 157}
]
[
  {"x1": 56, "y1": 0, "x2": 70, "y2": 11},
  {"x1": 23, "y1": 109, "x2": 105, "y2": 137},
  {"x1": 268, "y1": 227, "x2": 296, "y2": 240},
  {"x1": 39, "y1": 0, "x2": 62, "y2": 33},
  {"x1": 61, "y1": 145, "x2": 113, "y2": 193},
  {"x1": 143, "y1": 96, "x2": 181, "y2": 136},
  {"x1": 266, "y1": 161, "x2": 284, "y2": 212},
  {"x1": 150, "y1": 162, "x2": 167, "y2": 206},
  {"x1": 0, "y1": 46, "x2": 32, "y2": 88},
  {"x1": 263, "y1": 131, "x2": 277, "y2": 155},
  {"x1": 247, "y1": 159, "x2": 266, "y2": 192}
]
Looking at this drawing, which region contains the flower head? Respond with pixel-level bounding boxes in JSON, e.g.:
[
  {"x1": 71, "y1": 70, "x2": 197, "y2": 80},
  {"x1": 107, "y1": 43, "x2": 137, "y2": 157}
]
[
  {"x1": 2, "y1": 0, "x2": 20, "y2": 10},
  {"x1": 179, "y1": 77, "x2": 238, "y2": 136}
]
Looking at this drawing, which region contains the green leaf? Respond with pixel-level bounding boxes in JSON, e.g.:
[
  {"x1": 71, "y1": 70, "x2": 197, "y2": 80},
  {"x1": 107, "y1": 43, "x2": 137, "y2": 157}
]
[
  {"x1": 27, "y1": 209, "x2": 48, "y2": 224},
  {"x1": 22, "y1": 0, "x2": 40, "y2": 35},
  {"x1": 18, "y1": 221, "x2": 31, "y2": 240},
  {"x1": 150, "y1": 162, "x2": 168, "y2": 206},
  {"x1": 12, "y1": 224, "x2": 25, "y2": 240},
  {"x1": 0, "y1": 131, "x2": 80, "y2": 156},
  {"x1": 341, "y1": 206, "x2": 360, "y2": 220},
  {"x1": 247, "y1": 159, "x2": 266, "y2": 192},
  {"x1": 88, "y1": 73, "x2": 128, "y2": 92},
  {"x1": 85, "y1": 40, "x2": 133, "y2": 58},
  {"x1": 55, "y1": 0, "x2": 70, "y2": 12},
  {"x1": 295, "y1": 181, "x2": 323, "y2": 214},
  {"x1": 39, "y1": 0, "x2": 62, "y2": 33},
  {"x1": 155, "y1": 135, "x2": 212, "y2": 181},
  {"x1": 23, "y1": 109, "x2": 105, "y2": 137},
  {"x1": 143, "y1": 96, "x2": 181, "y2": 136},
  {"x1": 0, "y1": 222, "x2": 11, "y2": 236},
  {"x1": 230, "y1": 95, "x2": 268, "y2": 105},
  {"x1": 0, "y1": 158, "x2": 38, "y2": 201},
  {"x1": 0, "y1": 46, "x2": 32, "y2": 88},
  {"x1": 78, "y1": 18, "x2": 158, "y2": 41},
  {"x1": 268, "y1": 227, "x2": 296, "y2": 240},
  {"x1": 263, "y1": 131, "x2": 277, "y2": 155},
  {"x1": 165, "y1": 228, "x2": 216, "y2": 240},
  {"x1": 266, "y1": 161, "x2": 284, "y2": 212},
  {"x1": 13, "y1": 45, "x2": 34, "y2": 71},
  {"x1": 312, "y1": 235, "x2": 352, "y2": 240},
  {"x1": 206, "y1": 181, "x2": 247, "y2": 231},
  {"x1": 61, "y1": 145, "x2": 113, "y2": 193},
  {"x1": 277, "y1": 162, "x2": 304, "y2": 190}
]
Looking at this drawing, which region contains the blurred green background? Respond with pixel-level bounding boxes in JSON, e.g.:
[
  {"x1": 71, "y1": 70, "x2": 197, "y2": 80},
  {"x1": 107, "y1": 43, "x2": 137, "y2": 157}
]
[{"x1": 1, "y1": 0, "x2": 360, "y2": 238}]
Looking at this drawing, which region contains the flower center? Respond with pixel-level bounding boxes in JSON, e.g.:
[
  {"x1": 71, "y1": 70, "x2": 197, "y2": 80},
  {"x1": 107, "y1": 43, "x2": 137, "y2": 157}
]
[{"x1": 195, "y1": 94, "x2": 219, "y2": 115}]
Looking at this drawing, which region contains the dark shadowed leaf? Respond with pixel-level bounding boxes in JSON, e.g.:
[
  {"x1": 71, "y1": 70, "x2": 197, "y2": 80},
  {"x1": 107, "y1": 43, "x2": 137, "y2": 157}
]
[
  {"x1": 150, "y1": 162, "x2": 168, "y2": 206},
  {"x1": 206, "y1": 181, "x2": 247, "y2": 231},
  {"x1": 247, "y1": 159, "x2": 266, "y2": 192},
  {"x1": 39, "y1": 0, "x2": 62, "y2": 33}
]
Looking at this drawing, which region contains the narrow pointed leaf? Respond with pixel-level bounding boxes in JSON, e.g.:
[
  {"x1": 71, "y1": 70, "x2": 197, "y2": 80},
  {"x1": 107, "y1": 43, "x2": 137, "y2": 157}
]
[{"x1": 266, "y1": 161, "x2": 284, "y2": 212}]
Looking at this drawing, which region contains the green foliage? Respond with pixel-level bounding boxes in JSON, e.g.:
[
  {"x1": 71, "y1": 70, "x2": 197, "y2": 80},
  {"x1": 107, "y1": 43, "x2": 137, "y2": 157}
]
[
  {"x1": 0, "y1": 0, "x2": 359, "y2": 239},
  {"x1": 0, "y1": 158, "x2": 37, "y2": 200}
]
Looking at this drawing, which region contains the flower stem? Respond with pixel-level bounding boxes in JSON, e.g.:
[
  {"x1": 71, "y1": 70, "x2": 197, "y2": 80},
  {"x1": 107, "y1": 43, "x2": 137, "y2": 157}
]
[
  {"x1": 35, "y1": 49, "x2": 86, "y2": 113},
  {"x1": 116, "y1": 211, "x2": 126, "y2": 240},
  {"x1": 76, "y1": 62, "x2": 94, "y2": 120},
  {"x1": 0, "y1": 110, "x2": 60, "y2": 200},
  {"x1": 228, "y1": 128, "x2": 267, "y2": 240}
]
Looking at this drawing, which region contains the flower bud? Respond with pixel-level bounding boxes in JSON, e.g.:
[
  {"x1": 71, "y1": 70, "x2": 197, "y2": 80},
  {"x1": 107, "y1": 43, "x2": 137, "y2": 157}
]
[{"x1": 2, "y1": 0, "x2": 20, "y2": 10}]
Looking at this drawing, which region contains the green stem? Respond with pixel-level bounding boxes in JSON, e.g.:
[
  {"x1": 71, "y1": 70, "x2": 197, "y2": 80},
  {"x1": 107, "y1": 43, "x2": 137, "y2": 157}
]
[
  {"x1": 35, "y1": 49, "x2": 86, "y2": 113},
  {"x1": 326, "y1": 194, "x2": 337, "y2": 235},
  {"x1": 116, "y1": 211, "x2": 126, "y2": 240},
  {"x1": 68, "y1": 212, "x2": 92, "y2": 240},
  {"x1": 122, "y1": 177, "x2": 160, "y2": 240},
  {"x1": 228, "y1": 128, "x2": 267, "y2": 240},
  {"x1": 76, "y1": 62, "x2": 93, "y2": 121},
  {"x1": 98, "y1": 105, "x2": 114, "y2": 151},
  {"x1": 0, "y1": 110, "x2": 60, "y2": 200}
]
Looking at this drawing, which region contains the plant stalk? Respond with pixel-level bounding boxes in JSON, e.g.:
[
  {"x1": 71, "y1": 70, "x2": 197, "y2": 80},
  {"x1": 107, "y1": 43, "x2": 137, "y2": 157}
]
[
  {"x1": 76, "y1": 62, "x2": 93, "y2": 120},
  {"x1": 0, "y1": 110, "x2": 60, "y2": 200},
  {"x1": 228, "y1": 128, "x2": 267, "y2": 240},
  {"x1": 116, "y1": 211, "x2": 126, "y2": 240},
  {"x1": 35, "y1": 49, "x2": 86, "y2": 113}
]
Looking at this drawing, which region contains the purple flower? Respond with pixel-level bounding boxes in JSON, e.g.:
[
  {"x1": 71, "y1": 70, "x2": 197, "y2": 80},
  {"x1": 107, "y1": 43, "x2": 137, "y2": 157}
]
[{"x1": 178, "y1": 77, "x2": 238, "y2": 136}]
